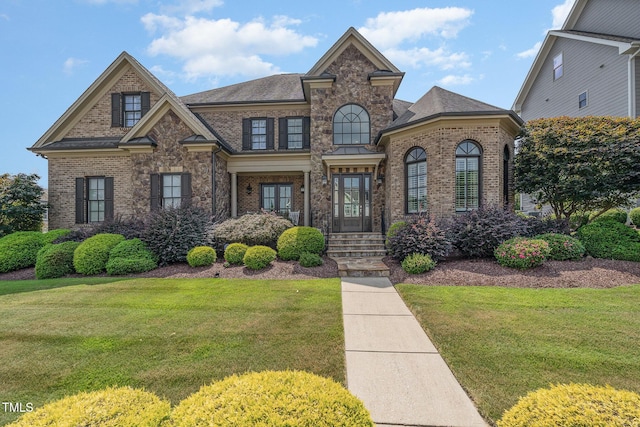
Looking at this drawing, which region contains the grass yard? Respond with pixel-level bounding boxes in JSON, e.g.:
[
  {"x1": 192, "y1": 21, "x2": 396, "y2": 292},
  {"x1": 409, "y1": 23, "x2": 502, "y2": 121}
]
[
  {"x1": 0, "y1": 277, "x2": 343, "y2": 426},
  {"x1": 396, "y1": 284, "x2": 640, "y2": 425}
]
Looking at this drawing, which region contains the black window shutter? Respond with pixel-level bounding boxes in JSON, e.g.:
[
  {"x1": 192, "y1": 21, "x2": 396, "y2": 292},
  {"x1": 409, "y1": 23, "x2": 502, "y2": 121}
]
[
  {"x1": 266, "y1": 118, "x2": 275, "y2": 150},
  {"x1": 279, "y1": 118, "x2": 288, "y2": 149},
  {"x1": 104, "y1": 177, "x2": 114, "y2": 221},
  {"x1": 150, "y1": 174, "x2": 160, "y2": 211},
  {"x1": 75, "y1": 178, "x2": 85, "y2": 224},
  {"x1": 302, "y1": 116, "x2": 311, "y2": 149},
  {"x1": 181, "y1": 173, "x2": 192, "y2": 206},
  {"x1": 111, "y1": 93, "x2": 121, "y2": 127},
  {"x1": 141, "y1": 92, "x2": 151, "y2": 116},
  {"x1": 242, "y1": 119, "x2": 251, "y2": 150}
]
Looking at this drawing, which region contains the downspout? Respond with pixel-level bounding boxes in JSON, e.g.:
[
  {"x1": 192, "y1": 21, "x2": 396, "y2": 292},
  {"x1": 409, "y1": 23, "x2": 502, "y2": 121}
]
[
  {"x1": 628, "y1": 44, "x2": 640, "y2": 118},
  {"x1": 211, "y1": 146, "x2": 222, "y2": 218}
]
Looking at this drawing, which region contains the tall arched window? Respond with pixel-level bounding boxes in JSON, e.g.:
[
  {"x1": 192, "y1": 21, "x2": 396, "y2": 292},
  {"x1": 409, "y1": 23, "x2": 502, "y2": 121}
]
[
  {"x1": 406, "y1": 147, "x2": 427, "y2": 214},
  {"x1": 455, "y1": 140, "x2": 482, "y2": 212},
  {"x1": 503, "y1": 145, "x2": 511, "y2": 207},
  {"x1": 333, "y1": 104, "x2": 370, "y2": 145}
]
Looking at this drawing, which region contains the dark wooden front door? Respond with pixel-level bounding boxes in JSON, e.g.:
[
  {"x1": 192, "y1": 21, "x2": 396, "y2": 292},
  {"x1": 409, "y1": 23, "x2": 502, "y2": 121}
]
[{"x1": 332, "y1": 173, "x2": 371, "y2": 232}]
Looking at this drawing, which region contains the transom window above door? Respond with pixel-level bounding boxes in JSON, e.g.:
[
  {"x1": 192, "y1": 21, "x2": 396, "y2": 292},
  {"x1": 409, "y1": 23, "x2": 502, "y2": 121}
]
[{"x1": 333, "y1": 104, "x2": 370, "y2": 145}]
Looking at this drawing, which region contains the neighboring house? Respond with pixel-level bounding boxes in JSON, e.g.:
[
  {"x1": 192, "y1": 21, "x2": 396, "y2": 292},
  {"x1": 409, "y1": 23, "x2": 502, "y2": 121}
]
[
  {"x1": 514, "y1": 0, "x2": 640, "y2": 120},
  {"x1": 513, "y1": 0, "x2": 640, "y2": 213},
  {"x1": 30, "y1": 27, "x2": 521, "y2": 235}
]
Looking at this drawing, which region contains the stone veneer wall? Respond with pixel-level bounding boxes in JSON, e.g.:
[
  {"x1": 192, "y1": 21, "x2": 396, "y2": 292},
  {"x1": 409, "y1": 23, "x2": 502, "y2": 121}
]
[
  {"x1": 215, "y1": 154, "x2": 230, "y2": 221},
  {"x1": 308, "y1": 45, "x2": 395, "y2": 232},
  {"x1": 384, "y1": 120, "x2": 515, "y2": 225},
  {"x1": 66, "y1": 68, "x2": 160, "y2": 139}
]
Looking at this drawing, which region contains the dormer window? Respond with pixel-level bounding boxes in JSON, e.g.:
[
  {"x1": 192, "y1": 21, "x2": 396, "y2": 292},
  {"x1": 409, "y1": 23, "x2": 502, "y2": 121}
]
[{"x1": 111, "y1": 92, "x2": 150, "y2": 128}]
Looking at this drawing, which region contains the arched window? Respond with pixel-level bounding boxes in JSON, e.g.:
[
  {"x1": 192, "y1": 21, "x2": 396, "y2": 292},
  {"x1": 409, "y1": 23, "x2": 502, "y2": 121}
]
[
  {"x1": 455, "y1": 140, "x2": 482, "y2": 212},
  {"x1": 503, "y1": 145, "x2": 511, "y2": 207},
  {"x1": 333, "y1": 104, "x2": 370, "y2": 145},
  {"x1": 406, "y1": 147, "x2": 427, "y2": 214}
]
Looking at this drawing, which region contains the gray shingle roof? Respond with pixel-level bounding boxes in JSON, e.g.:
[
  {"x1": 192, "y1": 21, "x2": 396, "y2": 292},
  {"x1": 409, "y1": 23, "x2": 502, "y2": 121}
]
[
  {"x1": 34, "y1": 137, "x2": 121, "y2": 151},
  {"x1": 180, "y1": 74, "x2": 306, "y2": 105},
  {"x1": 556, "y1": 29, "x2": 640, "y2": 44},
  {"x1": 387, "y1": 86, "x2": 508, "y2": 129}
]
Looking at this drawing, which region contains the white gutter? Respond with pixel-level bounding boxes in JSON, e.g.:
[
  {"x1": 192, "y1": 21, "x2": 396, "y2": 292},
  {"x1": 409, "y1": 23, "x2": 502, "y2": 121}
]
[{"x1": 628, "y1": 43, "x2": 640, "y2": 118}]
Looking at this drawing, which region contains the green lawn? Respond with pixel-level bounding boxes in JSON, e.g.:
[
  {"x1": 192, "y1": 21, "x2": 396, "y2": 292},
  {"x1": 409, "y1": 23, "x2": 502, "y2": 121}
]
[
  {"x1": 0, "y1": 277, "x2": 343, "y2": 426},
  {"x1": 396, "y1": 284, "x2": 640, "y2": 425}
]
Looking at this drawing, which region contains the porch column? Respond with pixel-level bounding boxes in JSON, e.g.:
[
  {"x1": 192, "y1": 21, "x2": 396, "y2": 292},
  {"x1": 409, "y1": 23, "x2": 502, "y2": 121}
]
[
  {"x1": 231, "y1": 173, "x2": 238, "y2": 217},
  {"x1": 304, "y1": 171, "x2": 310, "y2": 226}
]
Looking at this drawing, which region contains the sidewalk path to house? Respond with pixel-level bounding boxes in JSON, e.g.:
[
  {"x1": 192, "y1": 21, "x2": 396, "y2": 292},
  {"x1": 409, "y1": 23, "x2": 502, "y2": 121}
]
[{"x1": 342, "y1": 277, "x2": 488, "y2": 427}]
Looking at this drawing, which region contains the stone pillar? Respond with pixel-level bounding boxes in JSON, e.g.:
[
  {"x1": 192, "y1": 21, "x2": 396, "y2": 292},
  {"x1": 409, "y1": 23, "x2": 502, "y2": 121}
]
[
  {"x1": 231, "y1": 173, "x2": 237, "y2": 217},
  {"x1": 304, "y1": 171, "x2": 310, "y2": 226}
]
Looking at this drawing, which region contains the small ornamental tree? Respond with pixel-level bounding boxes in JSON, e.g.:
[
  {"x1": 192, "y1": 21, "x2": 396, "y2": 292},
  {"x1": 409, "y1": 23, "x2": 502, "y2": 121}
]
[
  {"x1": 0, "y1": 173, "x2": 46, "y2": 237},
  {"x1": 516, "y1": 117, "x2": 640, "y2": 223}
]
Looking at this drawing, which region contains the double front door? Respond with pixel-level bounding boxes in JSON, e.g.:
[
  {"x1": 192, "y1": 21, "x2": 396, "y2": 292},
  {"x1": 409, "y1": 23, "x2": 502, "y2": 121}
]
[{"x1": 332, "y1": 173, "x2": 372, "y2": 232}]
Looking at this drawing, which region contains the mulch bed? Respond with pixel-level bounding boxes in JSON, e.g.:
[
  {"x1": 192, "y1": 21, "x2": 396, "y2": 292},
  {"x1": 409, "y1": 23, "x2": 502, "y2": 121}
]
[{"x1": 2, "y1": 256, "x2": 640, "y2": 289}]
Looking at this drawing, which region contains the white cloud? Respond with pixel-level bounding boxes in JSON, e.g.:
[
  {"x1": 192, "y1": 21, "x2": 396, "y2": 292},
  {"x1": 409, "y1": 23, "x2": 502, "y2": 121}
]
[
  {"x1": 438, "y1": 74, "x2": 476, "y2": 86},
  {"x1": 0, "y1": 14, "x2": 9, "y2": 21},
  {"x1": 63, "y1": 57, "x2": 89, "y2": 75},
  {"x1": 143, "y1": 14, "x2": 318, "y2": 79},
  {"x1": 516, "y1": 41, "x2": 543, "y2": 59},
  {"x1": 159, "y1": 0, "x2": 223, "y2": 15},
  {"x1": 551, "y1": 0, "x2": 575, "y2": 29},
  {"x1": 358, "y1": 7, "x2": 473, "y2": 71},
  {"x1": 359, "y1": 7, "x2": 473, "y2": 49}
]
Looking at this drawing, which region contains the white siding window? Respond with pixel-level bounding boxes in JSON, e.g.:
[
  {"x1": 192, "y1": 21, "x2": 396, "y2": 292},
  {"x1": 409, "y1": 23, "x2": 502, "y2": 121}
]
[{"x1": 553, "y1": 53, "x2": 563, "y2": 80}]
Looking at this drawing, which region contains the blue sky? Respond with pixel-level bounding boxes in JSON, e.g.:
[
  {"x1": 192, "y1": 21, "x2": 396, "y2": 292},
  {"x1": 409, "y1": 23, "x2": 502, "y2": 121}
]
[{"x1": 0, "y1": 0, "x2": 575, "y2": 187}]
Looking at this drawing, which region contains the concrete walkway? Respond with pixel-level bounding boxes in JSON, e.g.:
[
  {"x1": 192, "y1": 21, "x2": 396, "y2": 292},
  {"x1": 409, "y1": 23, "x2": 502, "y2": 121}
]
[{"x1": 342, "y1": 277, "x2": 488, "y2": 427}]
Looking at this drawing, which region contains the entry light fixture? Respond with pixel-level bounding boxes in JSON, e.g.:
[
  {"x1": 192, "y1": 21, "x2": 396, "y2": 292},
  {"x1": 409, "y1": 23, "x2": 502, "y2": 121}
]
[
  {"x1": 300, "y1": 185, "x2": 305, "y2": 193},
  {"x1": 377, "y1": 174, "x2": 384, "y2": 185},
  {"x1": 246, "y1": 184, "x2": 253, "y2": 195},
  {"x1": 321, "y1": 175, "x2": 328, "y2": 186}
]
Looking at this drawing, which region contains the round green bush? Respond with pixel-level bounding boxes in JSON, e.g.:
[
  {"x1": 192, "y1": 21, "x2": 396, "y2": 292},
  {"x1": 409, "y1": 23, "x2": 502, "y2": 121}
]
[
  {"x1": 43, "y1": 228, "x2": 71, "y2": 244},
  {"x1": 577, "y1": 220, "x2": 640, "y2": 261},
  {"x1": 6, "y1": 386, "x2": 171, "y2": 427},
  {"x1": 187, "y1": 246, "x2": 217, "y2": 267},
  {"x1": 401, "y1": 253, "x2": 436, "y2": 274},
  {"x1": 105, "y1": 238, "x2": 157, "y2": 276},
  {"x1": 0, "y1": 231, "x2": 45, "y2": 273},
  {"x1": 533, "y1": 233, "x2": 585, "y2": 261},
  {"x1": 170, "y1": 371, "x2": 374, "y2": 427},
  {"x1": 74, "y1": 233, "x2": 125, "y2": 275},
  {"x1": 35, "y1": 241, "x2": 80, "y2": 279},
  {"x1": 109, "y1": 238, "x2": 156, "y2": 261},
  {"x1": 630, "y1": 207, "x2": 640, "y2": 227},
  {"x1": 590, "y1": 208, "x2": 628, "y2": 224},
  {"x1": 494, "y1": 238, "x2": 550, "y2": 269},
  {"x1": 299, "y1": 251, "x2": 323, "y2": 267},
  {"x1": 385, "y1": 221, "x2": 407, "y2": 249},
  {"x1": 277, "y1": 226, "x2": 324, "y2": 261},
  {"x1": 224, "y1": 242, "x2": 249, "y2": 265},
  {"x1": 243, "y1": 245, "x2": 277, "y2": 270},
  {"x1": 498, "y1": 383, "x2": 640, "y2": 427}
]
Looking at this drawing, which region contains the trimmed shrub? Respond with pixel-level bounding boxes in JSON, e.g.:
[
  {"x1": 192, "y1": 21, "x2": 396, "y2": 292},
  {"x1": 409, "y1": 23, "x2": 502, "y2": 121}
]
[
  {"x1": 388, "y1": 215, "x2": 451, "y2": 261},
  {"x1": 6, "y1": 386, "x2": 171, "y2": 427},
  {"x1": 170, "y1": 371, "x2": 374, "y2": 427},
  {"x1": 277, "y1": 226, "x2": 325, "y2": 261},
  {"x1": 401, "y1": 253, "x2": 436, "y2": 274},
  {"x1": 498, "y1": 383, "x2": 640, "y2": 427},
  {"x1": 243, "y1": 245, "x2": 277, "y2": 270},
  {"x1": 106, "y1": 238, "x2": 157, "y2": 276},
  {"x1": 577, "y1": 220, "x2": 640, "y2": 261},
  {"x1": 0, "y1": 231, "x2": 45, "y2": 273},
  {"x1": 630, "y1": 207, "x2": 640, "y2": 227},
  {"x1": 590, "y1": 207, "x2": 628, "y2": 224},
  {"x1": 187, "y1": 246, "x2": 217, "y2": 267},
  {"x1": 385, "y1": 221, "x2": 407, "y2": 249},
  {"x1": 299, "y1": 251, "x2": 323, "y2": 267},
  {"x1": 520, "y1": 215, "x2": 570, "y2": 236},
  {"x1": 224, "y1": 242, "x2": 249, "y2": 265},
  {"x1": 143, "y1": 205, "x2": 210, "y2": 266},
  {"x1": 74, "y1": 233, "x2": 125, "y2": 275},
  {"x1": 213, "y1": 212, "x2": 293, "y2": 247},
  {"x1": 54, "y1": 217, "x2": 145, "y2": 244},
  {"x1": 43, "y1": 228, "x2": 71, "y2": 244},
  {"x1": 447, "y1": 206, "x2": 529, "y2": 258},
  {"x1": 494, "y1": 238, "x2": 550, "y2": 269},
  {"x1": 533, "y1": 233, "x2": 585, "y2": 261},
  {"x1": 35, "y1": 241, "x2": 80, "y2": 279}
]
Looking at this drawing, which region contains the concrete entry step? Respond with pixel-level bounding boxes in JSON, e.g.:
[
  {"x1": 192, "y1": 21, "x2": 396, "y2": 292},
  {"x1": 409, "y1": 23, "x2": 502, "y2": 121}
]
[
  {"x1": 333, "y1": 257, "x2": 390, "y2": 277},
  {"x1": 328, "y1": 233, "x2": 386, "y2": 261}
]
